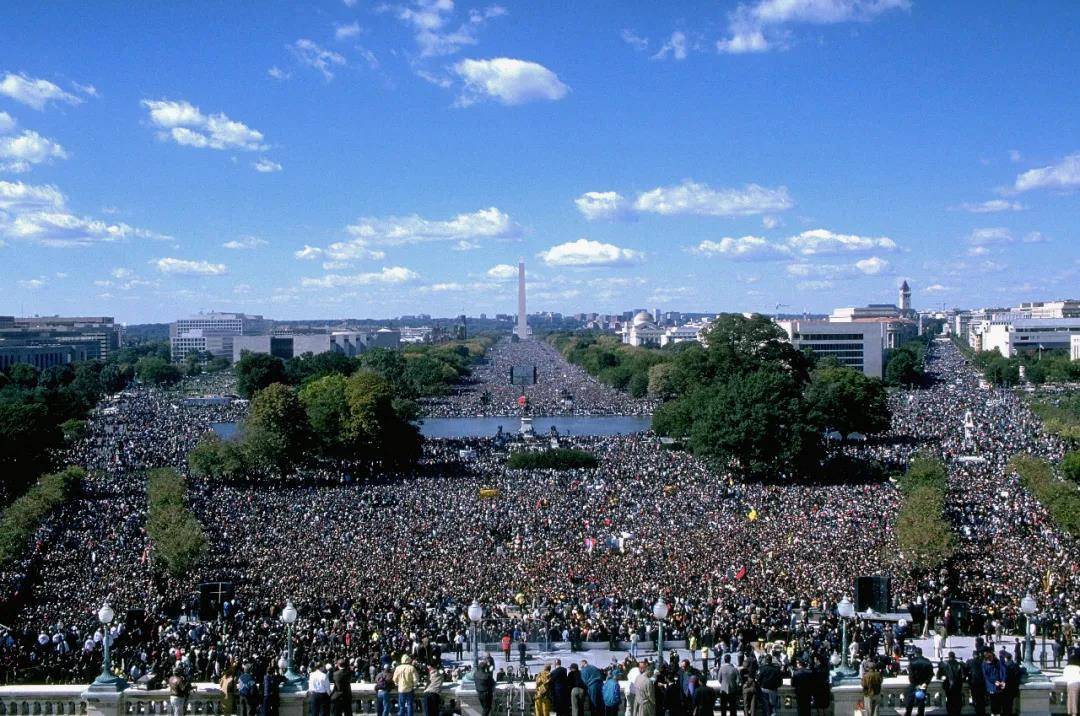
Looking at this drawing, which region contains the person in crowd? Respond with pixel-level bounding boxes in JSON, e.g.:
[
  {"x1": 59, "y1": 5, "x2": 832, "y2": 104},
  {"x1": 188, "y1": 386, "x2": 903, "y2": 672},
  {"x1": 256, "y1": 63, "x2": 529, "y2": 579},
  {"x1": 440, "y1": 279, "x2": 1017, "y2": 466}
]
[
  {"x1": 393, "y1": 655, "x2": 418, "y2": 716},
  {"x1": 331, "y1": 659, "x2": 353, "y2": 716},
  {"x1": 758, "y1": 655, "x2": 782, "y2": 716},
  {"x1": 167, "y1": 664, "x2": 193, "y2": 716},
  {"x1": 1062, "y1": 653, "x2": 1080, "y2": 716},
  {"x1": 860, "y1": 661, "x2": 882, "y2": 716},
  {"x1": 632, "y1": 664, "x2": 656, "y2": 716},
  {"x1": 791, "y1": 660, "x2": 814, "y2": 716},
  {"x1": 262, "y1": 664, "x2": 282, "y2": 716},
  {"x1": 474, "y1": 657, "x2": 495, "y2": 716},
  {"x1": 422, "y1": 664, "x2": 443, "y2": 716},
  {"x1": 375, "y1": 663, "x2": 393, "y2": 716},
  {"x1": 937, "y1": 651, "x2": 965, "y2": 716},
  {"x1": 602, "y1": 667, "x2": 623, "y2": 716},
  {"x1": 535, "y1": 664, "x2": 554, "y2": 716}
]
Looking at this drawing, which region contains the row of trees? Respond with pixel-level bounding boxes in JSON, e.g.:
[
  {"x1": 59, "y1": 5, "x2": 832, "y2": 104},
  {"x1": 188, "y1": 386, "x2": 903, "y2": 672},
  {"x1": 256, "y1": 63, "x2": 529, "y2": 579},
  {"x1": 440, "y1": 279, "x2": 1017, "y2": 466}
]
[
  {"x1": 1027, "y1": 391, "x2": 1080, "y2": 442},
  {"x1": 235, "y1": 339, "x2": 493, "y2": 401},
  {"x1": 958, "y1": 337, "x2": 1080, "y2": 387},
  {"x1": 1010, "y1": 454, "x2": 1080, "y2": 537},
  {"x1": 0, "y1": 467, "x2": 83, "y2": 569},
  {"x1": 146, "y1": 468, "x2": 207, "y2": 577},
  {"x1": 646, "y1": 315, "x2": 891, "y2": 477},
  {"x1": 548, "y1": 333, "x2": 669, "y2": 398},
  {"x1": 894, "y1": 455, "x2": 956, "y2": 570},
  {"x1": 190, "y1": 370, "x2": 423, "y2": 481},
  {"x1": 884, "y1": 338, "x2": 928, "y2": 387}
]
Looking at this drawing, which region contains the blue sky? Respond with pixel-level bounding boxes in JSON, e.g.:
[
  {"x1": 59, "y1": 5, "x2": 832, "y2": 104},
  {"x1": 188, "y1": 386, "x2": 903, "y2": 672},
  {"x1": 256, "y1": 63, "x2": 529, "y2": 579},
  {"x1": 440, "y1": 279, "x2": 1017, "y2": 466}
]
[{"x1": 1, "y1": 0, "x2": 1078, "y2": 323}]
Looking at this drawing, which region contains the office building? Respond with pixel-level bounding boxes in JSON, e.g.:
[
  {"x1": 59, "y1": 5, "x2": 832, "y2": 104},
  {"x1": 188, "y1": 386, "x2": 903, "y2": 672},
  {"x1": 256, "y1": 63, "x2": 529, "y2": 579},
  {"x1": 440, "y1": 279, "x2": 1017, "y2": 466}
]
[
  {"x1": 170, "y1": 312, "x2": 269, "y2": 362},
  {"x1": 1072, "y1": 335, "x2": 1080, "y2": 362},
  {"x1": 231, "y1": 329, "x2": 400, "y2": 362},
  {"x1": 10, "y1": 316, "x2": 123, "y2": 360},
  {"x1": 977, "y1": 317, "x2": 1080, "y2": 358},
  {"x1": 777, "y1": 319, "x2": 886, "y2": 378},
  {"x1": 1015, "y1": 300, "x2": 1080, "y2": 319}
]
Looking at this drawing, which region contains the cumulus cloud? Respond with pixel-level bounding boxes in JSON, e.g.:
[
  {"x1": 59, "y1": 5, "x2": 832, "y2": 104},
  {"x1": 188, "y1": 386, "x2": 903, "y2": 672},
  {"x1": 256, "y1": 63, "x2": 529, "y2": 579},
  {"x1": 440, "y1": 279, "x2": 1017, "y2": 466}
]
[
  {"x1": 345, "y1": 207, "x2": 521, "y2": 245},
  {"x1": 924, "y1": 283, "x2": 951, "y2": 293},
  {"x1": 253, "y1": 158, "x2": 282, "y2": 173},
  {"x1": 956, "y1": 199, "x2": 1024, "y2": 213},
  {"x1": 335, "y1": 22, "x2": 362, "y2": 40},
  {"x1": 855, "y1": 256, "x2": 888, "y2": 274},
  {"x1": 393, "y1": 0, "x2": 505, "y2": 58},
  {"x1": 634, "y1": 180, "x2": 793, "y2": 216},
  {"x1": 1014, "y1": 152, "x2": 1080, "y2": 192},
  {"x1": 141, "y1": 99, "x2": 266, "y2": 151},
  {"x1": 0, "y1": 73, "x2": 81, "y2": 110},
  {"x1": 0, "y1": 112, "x2": 15, "y2": 134},
  {"x1": 0, "y1": 180, "x2": 170, "y2": 247},
  {"x1": 652, "y1": 31, "x2": 688, "y2": 61},
  {"x1": 717, "y1": 0, "x2": 909, "y2": 54},
  {"x1": 969, "y1": 227, "x2": 1013, "y2": 245},
  {"x1": 301, "y1": 266, "x2": 420, "y2": 288},
  {"x1": 453, "y1": 58, "x2": 569, "y2": 106},
  {"x1": 222, "y1": 236, "x2": 268, "y2": 250},
  {"x1": 538, "y1": 239, "x2": 643, "y2": 267},
  {"x1": 293, "y1": 239, "x2": 386, "y2": 262},
  {"x1": 574, "y1": 191, "x2": 633, "y2": 221},
  {"x1": 486, "y1": 263, "x2": 518, "y2": 279},
  {"x1": 785, "y1": 228, "x2": 897, "y2": 255},
  {"x1": 152, "y1": 257, "x2": 227, "y2": 276},
  {"x1": 692, "y1": 235, "x2": 788, "y2": 260},
  {"x1": 288, "y1": 39, "x2": 347, "y2": 80},
  {"x1": 0, "y1": 130, "x2": 68, "y2": 172},
  {"x1": 268, "y1": 66, "x2": 292, "y2": 81}
]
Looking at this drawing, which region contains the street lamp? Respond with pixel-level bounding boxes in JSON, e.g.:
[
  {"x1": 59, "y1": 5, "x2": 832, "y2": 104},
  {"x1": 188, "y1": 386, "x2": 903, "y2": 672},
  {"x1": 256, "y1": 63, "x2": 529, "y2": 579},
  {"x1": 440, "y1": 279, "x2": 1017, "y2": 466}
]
[
  {"x1": 653, "y1": 598, "x2": 669, "y2": 657},
  {"x1": 88, "y1": 601, "x2": 127, "y2": 692},
  {"x1": 833, "y1": 596, "x2": 857, "y2": 682},
  {"x1": 280, "y1": 600, "x2": 305, "y2": 692},
  {"x1": 1020, "y1": 593, "x2": 1041, "y2": 676},
  {"x1": 468, "y1": 600, "x2": 483, "y2": 677}
]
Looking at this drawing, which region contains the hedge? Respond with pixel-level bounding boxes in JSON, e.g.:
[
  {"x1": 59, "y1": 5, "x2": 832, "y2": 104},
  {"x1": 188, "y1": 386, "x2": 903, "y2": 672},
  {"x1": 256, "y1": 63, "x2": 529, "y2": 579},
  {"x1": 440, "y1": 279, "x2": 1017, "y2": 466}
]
[
  {"x1": 0, "y1": 467, "x2": 83, "y2": 567},
  {"x1": 1010, "y1": 453, "x2": 1080, "y2": 537},
  {"x1": 507, "y1": 448, "x2": 599, "y2": 471},
  {"x1": 146, "y1": 468, "x2": 207, "y2": 577}
]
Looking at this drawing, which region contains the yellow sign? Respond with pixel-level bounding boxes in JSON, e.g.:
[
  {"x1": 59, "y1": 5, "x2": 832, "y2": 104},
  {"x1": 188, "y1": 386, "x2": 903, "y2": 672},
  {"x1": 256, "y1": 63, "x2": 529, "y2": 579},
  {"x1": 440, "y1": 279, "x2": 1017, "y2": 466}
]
[
  {"x1": 747, "y1": 509, "x2": 758, "y2": 521},
  {"x1": 479, "y1": 488, "x2": 500, "y2": 499}
]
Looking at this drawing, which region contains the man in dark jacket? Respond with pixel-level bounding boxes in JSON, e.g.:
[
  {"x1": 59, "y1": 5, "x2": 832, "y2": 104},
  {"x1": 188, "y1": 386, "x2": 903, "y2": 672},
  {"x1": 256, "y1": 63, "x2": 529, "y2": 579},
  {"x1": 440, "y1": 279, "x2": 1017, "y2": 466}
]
[
  {"x1": 790, "y1": 661, "x2": 814, "y2": 716},
  {"x1": 937, "y1": 652, "x2": 965, "y2": 716},
  {"x1": 904, "y1": 648, "x2": 934, "y2": 716},
  {"x1": 551, "y1": 660, "x2": 570, "y2": 716},
  {"x1": 331, "y1": 660, "x2": 353, "y2": 716},
  {"x1": 966, "y1": 650, "x2": 987, "y2": 716},
  {"x1": 691, "y1": 676, "x2": 715, "y2": 716},
  {"x1": 474, "y1": 659, "x2": 496, "y2": 716},
  {"x1": 981, "y1": 651, "x2": 1007, "y2": 716},
  {"x1": 757, "y1": 656, "x2": 782, "y2": 716},
  {"x1": 1001, "y1": 653, "x2": 1024, "y2": 716},
  {"x1": 717, "y1": 654, "x2": 740, "y2": 716}
]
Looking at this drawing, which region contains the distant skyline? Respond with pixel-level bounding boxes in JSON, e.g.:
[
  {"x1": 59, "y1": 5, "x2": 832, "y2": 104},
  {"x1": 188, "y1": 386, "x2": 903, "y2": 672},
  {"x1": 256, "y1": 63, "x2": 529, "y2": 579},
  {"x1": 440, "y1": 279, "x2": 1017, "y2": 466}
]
[{"x1": 1, "y1": 1, "x2": 1078, "y2": 323}]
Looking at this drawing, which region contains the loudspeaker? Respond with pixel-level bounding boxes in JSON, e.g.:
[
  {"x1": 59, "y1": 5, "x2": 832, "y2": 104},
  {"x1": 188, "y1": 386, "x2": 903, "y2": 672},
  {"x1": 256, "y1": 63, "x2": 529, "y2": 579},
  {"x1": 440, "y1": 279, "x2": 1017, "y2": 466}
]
[
  {"x1": 198, "y1": 581, "x2": 234, "y2": 620},
  {"x1": 949, "y1": 600, "x2": 970, "y2": 635},
  {"x1": 855, "y1": 576, "x2": 891, "y2": 613}
]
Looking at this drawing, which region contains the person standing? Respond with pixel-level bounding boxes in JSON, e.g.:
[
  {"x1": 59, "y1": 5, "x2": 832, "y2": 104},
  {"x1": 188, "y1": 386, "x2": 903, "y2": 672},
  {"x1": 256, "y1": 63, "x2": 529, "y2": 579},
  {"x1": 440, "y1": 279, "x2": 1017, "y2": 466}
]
[
  {"x1": 475, "y1": 658, "x2": 496, "y2": 716},
  {"x1": 569, "y1": 663, "x2": 587, "y2": 716},
  {"x1": 717, "y1": 654, "x2": 740, "y2": 716},
  {"x1": 966, "y1": 649, "x2": 988, "y2": 716},
  {"x1": 167, "y1": 665, "x2": 193, "y2": 716},
  {"x1": 331, "y1": 659, "x2": 353, "y2": 716},
  {"x1": 904, "y1": 648, "x2": 934, "y2": 716},
  {"x1": 375, "y1": 664, "x2": 393, "y2": 716},
  {"x1": 535, "y1": 664, "x2": 554, "y2": 716},
  {"x1": 581, "y1": 660, "x2": 605, "y2": 716},
  {"x1": 790, "y1": 661, "x2": 814, "y2": 716},
  {"x1": 861, "y1": 661, "x2": 882, "y2": 716},
  {"x1": 455, "y1": 632, "x2": 465, "y2": 662},
  {"x1": 309, "y1": 663, "x2": 332, "y2": 716},
  {"x1": 262, "y1": 664, "x2": 283, "y2": 716},
  {"x1": 758, "y1": 655, "x2": 782, "y2": 716},
  {"x1": 219, "y1": 664, "x2": 237, "y2": 716},
  {"x1": 691, "y1": 675, "x2": 715, "y2": 716},
  {"x1": 501, "y1": 634, "x2": 512, "y2": 665},
  {"x1": 632, "y1": 664, "x2": 656, "y2": 716},
  {"x1": 981, "y1": 650, "x2": 1007, "y2": 716},
  {"x1": 519, "y1": 639, "x2": 528, "y2": 668},
  {"x1": 551, "y1": 659, "x2": 571, "y2": 716},
  {"x1": 603, "y1": 668, "x2": 623, "y2": 716},
  {"x1": 1062, "y1": 654, "x2": 1080, "y2": 716},
  {"x1": 741, "y1": 661, "x2": 759, "y2": 716},
  {"x1": 423, "y1": 665, "x2": 444, "y2": 716},
  {"x1": 1001, "y1": 653, "x2": 1022, "y2": 716},
  {"x1": 937, "y1": 652, "x2": 965, "y2": 716},
  {"x1": 238, "y1": 663, "x2": 261, "y2": 716},
  {"x1": 393, "y1": 655, "x2": 419, "y2": 716}
]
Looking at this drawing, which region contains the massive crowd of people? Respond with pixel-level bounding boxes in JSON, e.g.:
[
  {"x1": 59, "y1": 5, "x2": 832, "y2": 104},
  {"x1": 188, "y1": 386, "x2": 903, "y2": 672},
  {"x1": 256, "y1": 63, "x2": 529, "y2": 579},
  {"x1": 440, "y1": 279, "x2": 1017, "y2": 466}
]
[
  {"x1": 423, "y1": 340, "x2": 652, "y2": 418},
  {"x1": 0, "y1": 339, "x2": 1077, "y2": 690}
]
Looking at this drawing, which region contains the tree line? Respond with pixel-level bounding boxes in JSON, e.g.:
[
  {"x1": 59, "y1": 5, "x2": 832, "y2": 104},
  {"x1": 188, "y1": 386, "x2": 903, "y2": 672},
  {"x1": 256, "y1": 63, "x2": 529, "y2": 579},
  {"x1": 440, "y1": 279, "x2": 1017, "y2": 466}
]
[
  {"x1": 894, "y1": 455, "x2": 956, "y2": 571},
  {"x1": 1010, "y1": 453, "x2": 1080, "y2": 538},
  {"x1": 0, "y1": 466, "x2": 83, "y2": 571},
  {"x1": 147, "y1": 468, "x2": 207, "y2": 577}
]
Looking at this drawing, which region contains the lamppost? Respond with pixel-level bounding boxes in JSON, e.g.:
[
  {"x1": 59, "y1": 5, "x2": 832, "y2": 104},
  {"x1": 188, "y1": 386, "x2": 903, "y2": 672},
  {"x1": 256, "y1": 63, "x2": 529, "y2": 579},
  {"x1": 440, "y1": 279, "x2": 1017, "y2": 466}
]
[
  {"x1": 1020, "y1": 593, "x2": 1041, "y2": 676},
  {"x1": 280, "y1": 600, "x2": 306, "y2": 693},
  {"x1": 468, "y1": 600, "x2": 483, "y2": 677},
  {"x1": 87, "y1": 602, "x2": 128, "y2": 692},
  {"x1": 653, "y1": 598, "x2": 669, "y2": 658},
  {"x1": 833, "y1": 596, "x2": 857, "y2": 683}
]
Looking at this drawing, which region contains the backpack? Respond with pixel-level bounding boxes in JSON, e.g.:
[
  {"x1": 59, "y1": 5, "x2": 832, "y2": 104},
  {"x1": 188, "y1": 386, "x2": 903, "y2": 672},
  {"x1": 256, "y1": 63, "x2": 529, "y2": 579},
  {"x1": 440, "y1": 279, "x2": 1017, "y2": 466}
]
[
  {"x1": 376, "y1": 671, "x2": 392, "y2": 691},
  {"x1": 603, "y1": 680, "x2": 622, "y2": 707},
  {"x1": 238, "y1": 675, "x2": 258, "y2": 698}
]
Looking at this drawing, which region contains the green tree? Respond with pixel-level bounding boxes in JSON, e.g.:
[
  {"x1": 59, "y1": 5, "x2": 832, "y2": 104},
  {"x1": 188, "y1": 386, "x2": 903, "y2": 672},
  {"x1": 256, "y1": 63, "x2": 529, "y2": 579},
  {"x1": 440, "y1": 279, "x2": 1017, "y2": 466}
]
[
  {"x1": 298, "y1": 374, "x2": 351, "y2": 455},
  {"x1": 896, "y1": 485, "x2": 956, "y2": 569},
  {"x1": 343, "y1": 370, "x2": 421, "y2": 464},
  {"x1": 99, "y1": 363, "x2": 133, "y2": 393},
  {"x1": 884, "y1": 348, "x2": 922, "y2": 387},
  {"x1": 1063, "y1": 451, "x2": 1080, "y2": 483},
  {"x1": 136, "y1": 356, "x2": 182, "y2": 385},
  {"x1": 146, "y1": 468, "x2": 207, "y2": 577},
  {"x1": 188, "y1": 432, "x2": 247, "y2": 481},
  {"x1": 285, "y1": 351, "x2": 356, "y2": 385},
  {"x1": 7, "y1": 363, "x2": 39, "y2": 390},
  {"x1": 242, "y1": 383, "x2": 311, "y2": 474},
  {"x1": 235, "y1": 352, "x2": 288, "y2": 398},
  {"x1": 0, "y1": 402, "x2": 63, "y2": 496},
  {"x1": 804, "y1": 362, "x2": 891, "y2": 436},
  {"x1": 702, "y1": 314, "x2": 811, "y2": 384}
]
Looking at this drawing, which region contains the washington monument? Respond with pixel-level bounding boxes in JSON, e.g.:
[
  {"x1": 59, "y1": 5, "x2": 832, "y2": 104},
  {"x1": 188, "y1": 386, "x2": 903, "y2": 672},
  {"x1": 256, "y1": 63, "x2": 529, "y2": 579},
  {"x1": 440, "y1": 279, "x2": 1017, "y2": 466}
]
[{"x1": 515, "y1": 258, "x2": 528, "y2": 340}]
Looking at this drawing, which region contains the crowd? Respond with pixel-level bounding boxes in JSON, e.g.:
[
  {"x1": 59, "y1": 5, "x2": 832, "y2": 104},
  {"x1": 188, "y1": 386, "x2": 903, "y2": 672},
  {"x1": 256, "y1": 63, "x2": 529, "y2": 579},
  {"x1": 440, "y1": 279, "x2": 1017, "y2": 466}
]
[
  {"x1": 0, "y1": 339, "x2": 1077, "y2": 690},
  {"x1": 422, "y1": 340, "x2": 652, "y2": 418}
]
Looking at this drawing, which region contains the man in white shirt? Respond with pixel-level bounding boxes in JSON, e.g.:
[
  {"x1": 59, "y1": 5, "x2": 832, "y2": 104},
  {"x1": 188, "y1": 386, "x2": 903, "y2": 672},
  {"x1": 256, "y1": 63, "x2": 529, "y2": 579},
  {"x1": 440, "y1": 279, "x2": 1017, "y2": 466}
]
[
  {"x1": 625, "y1": 661, "x2": 642, "y2": 716},
  {"x1": 309, "y1": 662, "x2": 332, "y2": 716}
]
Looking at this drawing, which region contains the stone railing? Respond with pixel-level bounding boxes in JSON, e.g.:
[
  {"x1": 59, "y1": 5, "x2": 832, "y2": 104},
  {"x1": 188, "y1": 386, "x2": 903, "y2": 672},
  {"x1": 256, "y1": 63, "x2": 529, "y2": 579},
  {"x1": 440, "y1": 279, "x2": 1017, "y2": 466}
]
[{"x1": 0, "y1": 675, "x2": 1063, "y2": 716}]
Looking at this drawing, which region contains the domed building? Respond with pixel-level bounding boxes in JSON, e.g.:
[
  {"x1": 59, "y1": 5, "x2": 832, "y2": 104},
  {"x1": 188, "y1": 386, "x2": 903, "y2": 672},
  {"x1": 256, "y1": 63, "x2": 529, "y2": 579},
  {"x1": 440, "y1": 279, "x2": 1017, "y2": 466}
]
[{"x1": 621, "y1": 310, "x2": 665, "y2": 347}]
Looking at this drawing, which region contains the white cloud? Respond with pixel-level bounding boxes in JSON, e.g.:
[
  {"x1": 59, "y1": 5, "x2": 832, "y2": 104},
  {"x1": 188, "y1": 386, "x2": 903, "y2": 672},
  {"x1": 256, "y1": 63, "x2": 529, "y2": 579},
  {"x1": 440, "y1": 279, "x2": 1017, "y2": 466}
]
[
  {"x1": 969, "y1": 227, "x2": 1013, "y2": 245},
  {"x1": 1022, "y1": 231, "x2": 1050, "y2": 243},
  {"x1": 294, "y1": 239, "x2": 386, "y2": 262},
  {"x1": 73, "y1": 82, "x2": 99, "y2": 98},
  {"x1": 924, "y1": 283, "x2": 951, "y2": 293},
  {"x1": 394, "y1": 0, "x2": 504, "y2": 58},
  {"x1": 289, "y1": 39, "x2": 347, "y2": 80},
  {"x1": 957, "y1": 199, "x2": 1023, "y2": 213},
  {"x1": 335, "y1": 22, "x2": 362, "y2": 40},
  {"x1": 486, "y1": 263, "x2": 518, "y2": 279},
  {"x1": 621, "y1": 29, "x2": 649, "y2": 52},
  {"x1": 652, "y1": 31, "x2": 688, "y2": 61},
  {"x1": 0, "y1": 179, "x2": 65, "y2": 211},
  {"x1": 452, "y1": 239, "x2": 480, "y2": 251},
  {"x1": 693, "y1": 235, "x2": 788, "y2": 260},
  {"x1": 112, "y1": 268, "x2": 133, "y2": 279},
  {"x1": 233, "y1": 283, "x2": 253, "y2": 294},
  {"x1": 855, "y1": 256, "x2": 888, "y2": 275},
  {"x1": 797, "y1": 280, "x2": 834, "y2": 291},
  {"x1": 0, "y1": 73, "x2": 81, "y2": 110},
  {"x1": 0, "y1": 130, "x2": 68, "y2": 171},
  {"x1": 295, "y1": 245, "x2": 322, "y2": 260},
  {"x1": 762, "y1": 215, "x2": 781, "y2": 229},
  {"x1": 785, "y1": 228, "x2": 897, "y2": 255},
  {"x1": 17, "y1": 278, "x2": 46, "y2": 289},
  {"x1": 223, "y1": 236, "x2": 268, "y2": 250},
  {"x1": 538, "y1": 239, "x2": 643, "y2": 267},
  {"x1": 141, "y1": 99, "x2": 266, "y2": 151},
  {"x1": 574, "y1": 191, "x2": 633, "y2": 221},
  {"x1": 0, "y1": 112, "x2": 15, "y2": 133},
  {"x1": 268, "y1": 66, "x2": 292, "y2": 81},
  {"x1": 301, "y1": 266, "x2": 420, "y2": 288},
  {"x1": 345, "y1": 207, "x2": 521, "y2": 245},
  {"x1": 1008, "y1": 149, "x2": 1022, "y2": 163},
  {"x1": 718, "y1": 0, "x2": 909, "y2": 54},
  {"x1": 635, "y1": 180, "x2": 792, "y2": 216},
  {"x1": 152, "y1": 257, "x2": 227, "y2": 276},
  {"x1": 253, "y1": 158, "x2": 283, "y2": 173},
  {"x1": 1014, "y1": 152, "x2": 1080, "y2": 192},
  {"x1": 453, "y1": 58, "x2": 569, "y2": 106}
]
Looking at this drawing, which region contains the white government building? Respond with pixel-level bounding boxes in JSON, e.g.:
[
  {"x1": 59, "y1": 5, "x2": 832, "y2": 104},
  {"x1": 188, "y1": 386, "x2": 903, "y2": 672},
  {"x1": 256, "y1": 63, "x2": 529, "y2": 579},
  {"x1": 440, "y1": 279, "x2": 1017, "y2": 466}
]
[{"x1": 964, "y1": 299, "x2": 1080, "y2": 358}]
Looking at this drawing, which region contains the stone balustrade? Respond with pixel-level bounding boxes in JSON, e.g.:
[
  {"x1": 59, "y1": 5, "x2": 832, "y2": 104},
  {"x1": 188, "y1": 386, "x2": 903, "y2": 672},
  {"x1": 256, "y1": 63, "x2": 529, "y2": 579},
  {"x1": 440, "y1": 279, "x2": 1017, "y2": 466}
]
[{"x1": 0, "y1": 676, "x2": 1066, "y2": 716}]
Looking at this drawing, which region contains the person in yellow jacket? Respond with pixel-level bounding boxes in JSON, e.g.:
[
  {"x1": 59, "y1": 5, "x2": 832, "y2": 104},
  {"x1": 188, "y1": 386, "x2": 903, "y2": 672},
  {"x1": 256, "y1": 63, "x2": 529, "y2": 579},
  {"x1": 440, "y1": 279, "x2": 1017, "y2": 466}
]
[
  {"x1": 534, "y1": 664, "x2": 553, "y2": 716},
  {"x1": 393, "y1": 655, "x2": 419, "y2": 716}
]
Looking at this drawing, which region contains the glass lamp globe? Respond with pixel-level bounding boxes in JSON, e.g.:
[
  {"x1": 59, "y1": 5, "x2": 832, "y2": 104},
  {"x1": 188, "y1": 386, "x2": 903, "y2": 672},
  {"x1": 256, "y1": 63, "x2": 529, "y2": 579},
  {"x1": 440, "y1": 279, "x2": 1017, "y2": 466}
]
[
  {"x1": 830, "y1": 652, "x2": 841, "y2": 667},
  {"x1": 278, "y1": 657, "x2": 288, "y2": 672},
  {"x1": 281, "y1": 600, "x2": 298, "y2": 625},
  {"x1": 98, "y1": 602, "x2": 115, "y2": 625},
  {"x1": 838, "y1": 596, "x2": 855, "y2": 619},
  {"x1": 468, "y1": 600, "x2": 483, "y2": 623},
  {"x1": 653, "y1": 598, "x2": 669, "y2": 621},
  {"x1": 1020, "y1": 593, "x2": 1037, "y2": 615}
]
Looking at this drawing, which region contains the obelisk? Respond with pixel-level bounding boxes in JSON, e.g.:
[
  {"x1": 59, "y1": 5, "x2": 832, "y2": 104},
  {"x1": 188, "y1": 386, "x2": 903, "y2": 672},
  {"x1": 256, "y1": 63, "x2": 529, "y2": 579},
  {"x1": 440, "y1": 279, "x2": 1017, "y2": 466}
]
[{"x1": 515, "y1": 258, "x2": 528, "y2": 340}]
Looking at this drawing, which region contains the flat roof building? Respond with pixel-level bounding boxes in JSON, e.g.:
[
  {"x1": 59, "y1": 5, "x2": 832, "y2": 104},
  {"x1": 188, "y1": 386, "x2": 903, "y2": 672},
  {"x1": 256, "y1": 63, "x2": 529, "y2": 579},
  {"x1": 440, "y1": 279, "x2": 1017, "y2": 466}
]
[
  {"x1": 777, "y1": 319, "x2": 886, "y2": 378},
  {"x1": 170, "y1": 312, "x2": 269, "y2": 362}
]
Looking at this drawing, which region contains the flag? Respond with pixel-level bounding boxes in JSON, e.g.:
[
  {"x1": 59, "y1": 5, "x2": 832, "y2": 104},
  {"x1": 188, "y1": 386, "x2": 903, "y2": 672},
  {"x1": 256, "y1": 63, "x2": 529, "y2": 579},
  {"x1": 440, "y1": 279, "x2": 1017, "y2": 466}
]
[{"x1": 735, "y1": 566, "x2": 747, "y2": 580}]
